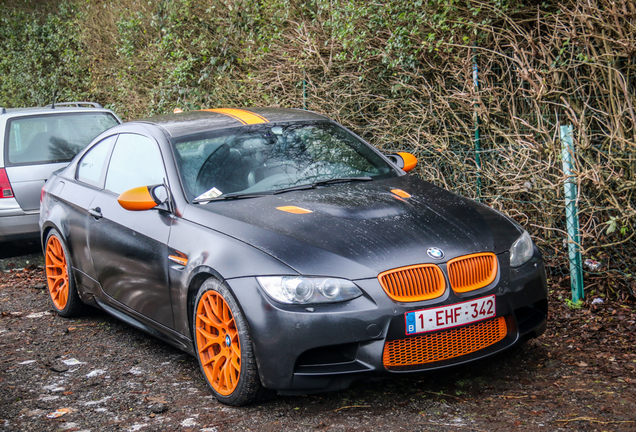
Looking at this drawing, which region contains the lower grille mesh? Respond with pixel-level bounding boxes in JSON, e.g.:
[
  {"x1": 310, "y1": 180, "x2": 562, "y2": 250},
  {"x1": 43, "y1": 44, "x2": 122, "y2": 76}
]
[{"x1": 383, "y1": 317, "x2": 507, "y2": 368}]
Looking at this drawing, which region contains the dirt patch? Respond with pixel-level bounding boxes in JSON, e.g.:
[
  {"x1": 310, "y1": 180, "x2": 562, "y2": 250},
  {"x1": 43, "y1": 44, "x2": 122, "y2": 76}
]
[{"x1": 1, "y1": 268, "x2": 635, "y2": 431}]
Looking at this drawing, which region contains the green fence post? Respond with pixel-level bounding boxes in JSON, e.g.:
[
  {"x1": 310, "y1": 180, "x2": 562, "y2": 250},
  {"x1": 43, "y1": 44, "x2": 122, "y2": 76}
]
[
  {"x1": 473, "y1": 47, "x2": 482, "y2": 202},
  {"x1": 303, "y1": 75, "x2": 308, "y2": 110},
  {"x1": 560, "y1": 125, "x2": 584, "y2": 302}
]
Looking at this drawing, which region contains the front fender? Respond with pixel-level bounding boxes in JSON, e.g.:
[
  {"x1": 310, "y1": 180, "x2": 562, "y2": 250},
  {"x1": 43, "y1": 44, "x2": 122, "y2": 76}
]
[{"x1": 167, "y1": 216, "x2": 297, "y2": 337}]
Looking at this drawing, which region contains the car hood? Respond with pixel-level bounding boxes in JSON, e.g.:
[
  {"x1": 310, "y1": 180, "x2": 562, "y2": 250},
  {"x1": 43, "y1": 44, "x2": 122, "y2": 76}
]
[{"x1": 183, "y1": 176, "x2": 523, "y2": 280}]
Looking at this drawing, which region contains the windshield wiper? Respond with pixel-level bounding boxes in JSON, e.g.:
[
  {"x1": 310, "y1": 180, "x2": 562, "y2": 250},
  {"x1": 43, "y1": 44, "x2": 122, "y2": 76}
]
[
  {"x1": 273, "y1": 177, "x2": 373, "y2": 195},
  {"x1": 271, "y1": 184, "x2": 315, "y2": 194},
  {"x1": 313, "y1": 177, "x2": 373, "y2": 186},
  {"x1": 194, "y1": 191, "x2": 274, "y2": 203}
]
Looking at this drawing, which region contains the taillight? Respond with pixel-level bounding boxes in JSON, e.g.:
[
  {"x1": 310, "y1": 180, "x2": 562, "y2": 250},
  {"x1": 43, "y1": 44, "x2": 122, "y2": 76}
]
[
  {"x1": 0, "y1": 168, "x2": 14, "y2": 198},
  {"x1": 41, "y1": 184, "x2": 46, "y2": 202}
]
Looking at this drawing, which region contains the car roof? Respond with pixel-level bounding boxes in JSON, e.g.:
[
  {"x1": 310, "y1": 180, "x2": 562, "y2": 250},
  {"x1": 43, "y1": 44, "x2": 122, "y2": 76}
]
[
  {"x1": 135, "y1": 108, "x2": 330, "y2": 139},
  {"x1": 0, "y1": 104, "x2": 114, "y2": 118}
]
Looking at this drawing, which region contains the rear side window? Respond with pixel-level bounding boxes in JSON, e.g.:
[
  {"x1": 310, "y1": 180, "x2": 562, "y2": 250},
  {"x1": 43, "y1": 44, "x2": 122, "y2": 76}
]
[
  {"x1": 77, "y1": 135, "x2": 117, "y2": 187},
  {"x1": 5, "y1": 112, "x2": 119, "y2": 166}
]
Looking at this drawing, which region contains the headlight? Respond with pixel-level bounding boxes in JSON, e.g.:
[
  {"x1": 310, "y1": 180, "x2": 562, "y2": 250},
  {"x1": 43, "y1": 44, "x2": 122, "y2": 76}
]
[
  {"x1": 256, "y1": 276, "x2": 362, "y2": 304},
  {"x1": 509, "y1": 231, "x2": 534, "y2": 267}
]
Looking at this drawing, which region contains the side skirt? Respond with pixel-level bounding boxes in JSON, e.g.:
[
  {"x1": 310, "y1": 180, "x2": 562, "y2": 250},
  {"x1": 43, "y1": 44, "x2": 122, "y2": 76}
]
[{"x1": 94, "y1": 296, "x2": 196, "y2": 356}]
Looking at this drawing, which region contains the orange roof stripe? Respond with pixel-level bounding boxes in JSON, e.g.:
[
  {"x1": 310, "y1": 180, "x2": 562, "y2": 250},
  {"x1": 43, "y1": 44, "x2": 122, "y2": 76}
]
[{"x1": 200, "y1": 108, "x2": 269, "y2": 125}]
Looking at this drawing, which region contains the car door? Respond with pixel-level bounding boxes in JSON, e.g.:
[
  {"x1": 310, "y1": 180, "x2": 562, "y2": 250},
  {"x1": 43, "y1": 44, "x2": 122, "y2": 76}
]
[
  {"x1": 87, "y1": 133, "x2": 175, "y2": 328},
  {"x1": 64, "y1": 135, "x2": 118, "y2": 281}
]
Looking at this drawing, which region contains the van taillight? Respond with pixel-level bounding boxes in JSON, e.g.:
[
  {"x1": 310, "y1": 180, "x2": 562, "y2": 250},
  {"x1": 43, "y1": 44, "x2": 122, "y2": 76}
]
[{"x1": 0, "y1": 168, "x2": 14, "y2": 198}]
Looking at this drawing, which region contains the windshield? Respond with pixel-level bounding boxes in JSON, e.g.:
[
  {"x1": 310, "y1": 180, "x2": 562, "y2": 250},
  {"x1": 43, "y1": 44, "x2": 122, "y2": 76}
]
[{"x1": 172, "y1": 121, "x2": 398, "y2": 201}]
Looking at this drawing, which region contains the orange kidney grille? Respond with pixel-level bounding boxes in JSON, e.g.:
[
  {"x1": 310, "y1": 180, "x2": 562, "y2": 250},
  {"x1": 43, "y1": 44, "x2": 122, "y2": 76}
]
[
  {"x1": 447, "y1": 252, "x2": 498, "y2": 293},
  {"x1": 383, "y1": 317, "x2": 507, "y2": 368},
  {"x1": 378, "y1": 264, "x2": 446, "y2": 302}
]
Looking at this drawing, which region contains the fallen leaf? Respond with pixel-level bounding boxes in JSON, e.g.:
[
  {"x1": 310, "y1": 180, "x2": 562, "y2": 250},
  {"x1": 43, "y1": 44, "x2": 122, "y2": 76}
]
[{"x1": 46, "y1": 408, "x2": 70, "y2": 419}]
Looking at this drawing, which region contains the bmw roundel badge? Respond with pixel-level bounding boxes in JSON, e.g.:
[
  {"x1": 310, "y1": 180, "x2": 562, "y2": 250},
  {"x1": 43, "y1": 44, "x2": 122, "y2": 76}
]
[{"x1": 427, "y1": 247, "x2": 445, "y2": 260}]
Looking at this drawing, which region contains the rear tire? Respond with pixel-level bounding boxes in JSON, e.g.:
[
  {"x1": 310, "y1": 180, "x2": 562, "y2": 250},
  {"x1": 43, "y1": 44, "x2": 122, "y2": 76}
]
[
  {"x1": 44, "y1": 229, "x2": 84, "y2": 317},
  {"x1": 193, "y1": 278, "x2": 264, "y2": 406}
]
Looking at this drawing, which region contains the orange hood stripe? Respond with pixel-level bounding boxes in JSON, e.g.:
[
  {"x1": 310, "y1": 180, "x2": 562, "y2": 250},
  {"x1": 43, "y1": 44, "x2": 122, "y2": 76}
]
[
  {"x1": 276, "y1": 206, "x2": 313, "y2": 214},
  {"x1": 200, "y1": 108, "x2": 269, "y2": 125},
  {"x1": 391, "y1": 189, "x2": 411, "y2": 199}
]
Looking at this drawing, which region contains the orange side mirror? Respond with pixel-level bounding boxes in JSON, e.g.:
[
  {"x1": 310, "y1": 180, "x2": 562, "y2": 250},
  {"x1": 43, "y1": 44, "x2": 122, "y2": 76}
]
[
  {"x1": 118, "y1": 185, "x2": 167, "y2": 211},
  {"x1": 386, "y1": 152, "x2": 418, "y2": 172}
]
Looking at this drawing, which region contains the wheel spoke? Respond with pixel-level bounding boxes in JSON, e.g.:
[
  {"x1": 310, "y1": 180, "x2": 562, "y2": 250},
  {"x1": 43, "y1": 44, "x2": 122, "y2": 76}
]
[
  {"x1": 210, "y1": 296, "x2": 224, "y2": 323},
  {"x1": 202, "y1": 299, "x2": 222, "y2": 326},
  {"x1": 202, "y1": 350, "x2": 224, "y2": 368},
  {"x1": 47, "y1": 273, "x2": 64, "y2": 287},
  {"x1": 223, "y1": 358, "x2": 236, "y2": 390},
  {"x1": 211, "y1": 353, "x2": 226, "y2": 383},
  {"x1": 59, "y1": 287, "x2": 68, "y2": 307},
  {"x1": 197, "y1": 328, "x2": 223, "y2": 353},
  {"x1": 229, "y1": 349, "x2": 241, "y2": 371}
]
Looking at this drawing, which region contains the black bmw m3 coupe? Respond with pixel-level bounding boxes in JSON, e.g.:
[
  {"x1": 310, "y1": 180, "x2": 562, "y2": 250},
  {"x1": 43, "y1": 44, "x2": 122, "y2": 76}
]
[{"x1": 40, "y1": 108, "x2": 547, "y2": 406}]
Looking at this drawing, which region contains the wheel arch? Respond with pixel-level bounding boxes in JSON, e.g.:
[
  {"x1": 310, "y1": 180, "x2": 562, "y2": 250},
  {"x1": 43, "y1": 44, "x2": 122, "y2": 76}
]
[
  {"x1": 185, "y1": 266, "x2": 229, "y2": 340},
  {"x1": 40, "y1": 221, "x2": 59, "y2": 251},
  {"x1": 185, "y1": 267, "x2": 257, "y2": 345}
]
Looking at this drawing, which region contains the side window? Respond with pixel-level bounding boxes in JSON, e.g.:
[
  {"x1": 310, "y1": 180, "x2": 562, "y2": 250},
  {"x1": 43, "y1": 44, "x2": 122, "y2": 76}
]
[
  {"x1": 104, "y1": 134, "x2": 166, "y2": 195},
  {"x1": 76, "y1": 135, "x2": 117, "y2": 187}
]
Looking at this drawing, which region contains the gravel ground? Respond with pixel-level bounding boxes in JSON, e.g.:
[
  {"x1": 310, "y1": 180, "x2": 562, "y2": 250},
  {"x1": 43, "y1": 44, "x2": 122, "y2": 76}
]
[{"x1": 1, "y1": 266, "x2": 635, "y2": 432}]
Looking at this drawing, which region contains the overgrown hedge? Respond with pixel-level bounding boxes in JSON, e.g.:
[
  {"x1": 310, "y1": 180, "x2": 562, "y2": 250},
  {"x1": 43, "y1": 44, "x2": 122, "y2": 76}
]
[{"x1": 1, "y1": 0, "x2": 634, "y2": 299}]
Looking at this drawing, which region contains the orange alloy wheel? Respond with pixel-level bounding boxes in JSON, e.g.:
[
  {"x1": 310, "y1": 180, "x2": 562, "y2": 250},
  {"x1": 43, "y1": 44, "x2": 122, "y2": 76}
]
[
  {"x1": 45, "y1": 235, "x2": 69, "y2": 310},
  {"x1": 196, "y1": 291, "x2": 241, "y2": 396}
]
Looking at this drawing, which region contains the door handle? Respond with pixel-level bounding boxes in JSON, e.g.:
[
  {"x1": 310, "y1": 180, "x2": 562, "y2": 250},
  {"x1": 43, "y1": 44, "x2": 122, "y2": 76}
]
[{"x1": 89, "y1": 207, "x2": 103, "y2": 219}]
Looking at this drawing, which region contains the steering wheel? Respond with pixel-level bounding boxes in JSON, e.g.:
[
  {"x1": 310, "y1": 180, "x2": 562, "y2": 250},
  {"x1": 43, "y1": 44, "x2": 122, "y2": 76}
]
[{"x1": 195, "y1": 144, "x2": 230, "y2": 194}]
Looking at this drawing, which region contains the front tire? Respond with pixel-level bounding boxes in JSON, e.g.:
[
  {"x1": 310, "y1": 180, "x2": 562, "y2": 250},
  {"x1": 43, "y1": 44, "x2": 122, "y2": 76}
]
[
  {"x1": 193, "y1": 278, "x2": 264, "y2": 406},
  {"x1": 44, "y1": 229, "x2": 84, "y2": 317}
]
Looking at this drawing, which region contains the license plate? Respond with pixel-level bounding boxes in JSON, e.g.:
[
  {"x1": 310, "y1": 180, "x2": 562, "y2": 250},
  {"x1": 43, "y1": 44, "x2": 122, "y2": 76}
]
[{"x1": 405, "y1": 295, "x2": 496, "y2": 335}]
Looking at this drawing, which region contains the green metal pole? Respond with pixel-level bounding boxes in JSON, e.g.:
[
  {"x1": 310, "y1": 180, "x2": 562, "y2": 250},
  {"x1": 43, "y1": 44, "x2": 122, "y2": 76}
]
[
  {"x1": 560, "y1": 125, "x2": 584, "y2": 302},
  {"x1": 473, "y1": 47, "x2": 482, "y2": 202},
  {"x1": 303, "y1": 76, "x2": 308, "y2": 110}
]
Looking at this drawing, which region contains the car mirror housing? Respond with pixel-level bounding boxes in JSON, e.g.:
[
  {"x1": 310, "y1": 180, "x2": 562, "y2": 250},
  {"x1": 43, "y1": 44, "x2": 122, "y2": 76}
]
[
  {"x1": 385, "y1": 152, "x2": 418, "y2": 172},
  {"x1": 118, "y1": 184, "x2": 168, "y2": 211}
]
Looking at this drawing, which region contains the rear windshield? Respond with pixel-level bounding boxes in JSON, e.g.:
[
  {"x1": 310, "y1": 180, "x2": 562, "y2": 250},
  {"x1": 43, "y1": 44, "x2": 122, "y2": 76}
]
[{"x1": 5, "y1": 112, "x2": 119, "y2": 166}]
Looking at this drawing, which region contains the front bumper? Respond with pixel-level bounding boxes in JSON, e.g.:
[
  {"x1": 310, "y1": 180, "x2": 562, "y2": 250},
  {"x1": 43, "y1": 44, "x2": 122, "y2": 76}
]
[{"x1": 229, "y1": 253, "x2": 548, "y2": 393}]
